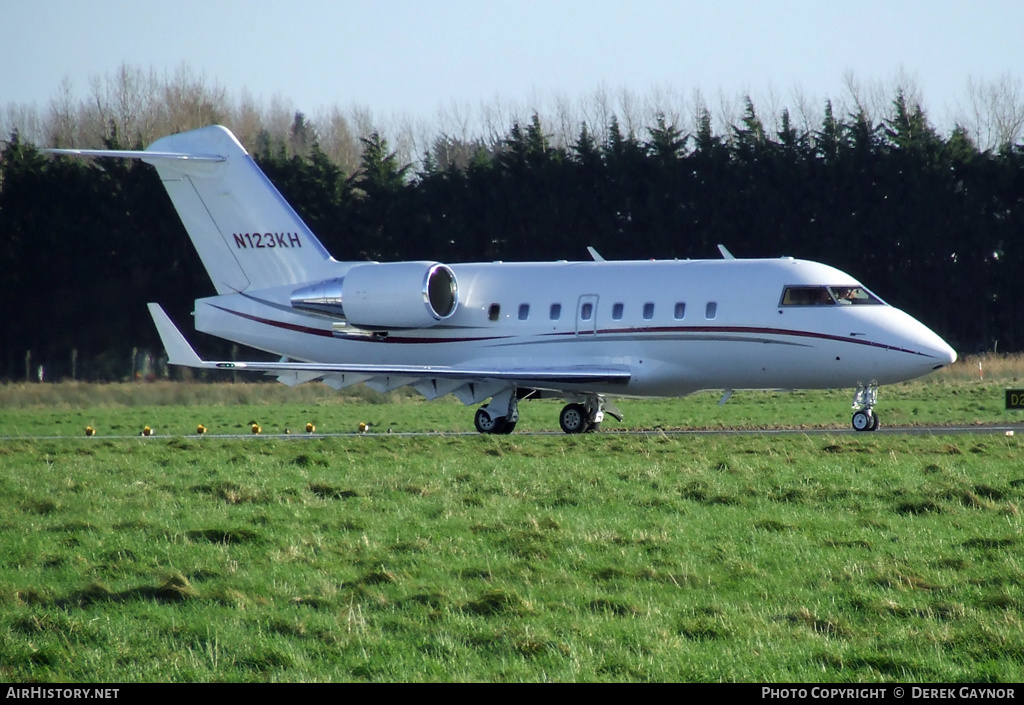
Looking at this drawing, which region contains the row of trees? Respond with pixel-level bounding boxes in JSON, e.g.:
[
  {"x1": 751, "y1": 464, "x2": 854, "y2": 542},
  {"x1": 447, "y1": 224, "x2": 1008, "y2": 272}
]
[
  {"x1": 2, "y1": 86, "x2": 1023, "y2": 381},
  {"x1": 6, "y1": 63, "x2": 1024, "y2": 166}
]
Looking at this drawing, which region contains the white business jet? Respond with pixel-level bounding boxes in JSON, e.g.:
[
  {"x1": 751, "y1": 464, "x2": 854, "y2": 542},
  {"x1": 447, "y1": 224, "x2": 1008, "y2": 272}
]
[{"x1": 49, "y1": 126, "x2": 957, "y2": 434}]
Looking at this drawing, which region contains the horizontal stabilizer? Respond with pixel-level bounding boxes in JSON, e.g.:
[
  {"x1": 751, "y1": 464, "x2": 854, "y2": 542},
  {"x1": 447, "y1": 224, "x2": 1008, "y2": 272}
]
[
  {"x1": 46, "y1": 148, "x2": 225, "y2": 163},
  {"x1": 148, "y1": 303, "x2": 210, "y2": 368}
]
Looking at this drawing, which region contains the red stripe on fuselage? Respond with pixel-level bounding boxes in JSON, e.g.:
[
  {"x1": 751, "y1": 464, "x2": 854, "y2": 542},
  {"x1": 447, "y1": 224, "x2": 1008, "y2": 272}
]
[
  {"x1": 212, "y1": 306, "x2": 933, "y2": 358},
  {"x1": 585, "y1": 325, "x2": 932, "y2": 357}
]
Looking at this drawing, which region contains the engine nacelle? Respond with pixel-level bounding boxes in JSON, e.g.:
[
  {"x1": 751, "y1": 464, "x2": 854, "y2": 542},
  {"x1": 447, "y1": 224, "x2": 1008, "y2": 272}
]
[{"x1": 290, "y1": 261, "x2": 459, "y2": 329}]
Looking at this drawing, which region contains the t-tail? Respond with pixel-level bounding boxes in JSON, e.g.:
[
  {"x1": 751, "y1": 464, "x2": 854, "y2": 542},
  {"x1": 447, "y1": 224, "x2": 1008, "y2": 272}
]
[{"x1": 49, "y1": 125, "x2": 338, "y2": 293}]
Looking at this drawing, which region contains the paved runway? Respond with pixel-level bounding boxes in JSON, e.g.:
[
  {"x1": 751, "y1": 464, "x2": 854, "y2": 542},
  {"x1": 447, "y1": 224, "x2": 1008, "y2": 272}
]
[{"x1": 3, "y1": 423, "x2": 1020, "y2": 441}]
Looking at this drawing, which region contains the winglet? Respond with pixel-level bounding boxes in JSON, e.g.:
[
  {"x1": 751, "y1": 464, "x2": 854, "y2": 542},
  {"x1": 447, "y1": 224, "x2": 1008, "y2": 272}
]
[{"x1": 147, "y1": 303, "x2": 210, "y2": 368}]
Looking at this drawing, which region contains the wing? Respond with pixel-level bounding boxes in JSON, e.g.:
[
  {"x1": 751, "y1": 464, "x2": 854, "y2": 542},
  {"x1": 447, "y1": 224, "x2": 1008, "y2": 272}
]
[{"x1": 149, "y1": 304, "x2": 631, "y2": 403}]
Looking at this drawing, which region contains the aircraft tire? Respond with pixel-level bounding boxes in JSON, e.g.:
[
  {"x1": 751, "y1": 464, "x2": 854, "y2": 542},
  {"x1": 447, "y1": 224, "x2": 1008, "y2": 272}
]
[
  {"x1": 851, "y1": 410, "x2": 873, "y2": 432},
  {"x1": 559, "y1": 403, "x2": 589, "y2": 434},
  {"x1": 474, "y1": 408, "x2": 506, "y2": 434},
  {"x1": 869, "y1": 411, "x2": 880, "y2": 431}
]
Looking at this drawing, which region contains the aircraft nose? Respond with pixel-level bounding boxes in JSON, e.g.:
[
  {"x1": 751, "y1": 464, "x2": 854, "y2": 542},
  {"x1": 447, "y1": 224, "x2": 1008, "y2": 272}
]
[
  {"x1": 884, "y1": 309, "x2": 957, "y2": 373},
  {"x1": 913, "y1": 323, "x2": 957, "y2": 368},
  {"x1": 933, "y1": 337, "x2": 957, "y2": 367}
]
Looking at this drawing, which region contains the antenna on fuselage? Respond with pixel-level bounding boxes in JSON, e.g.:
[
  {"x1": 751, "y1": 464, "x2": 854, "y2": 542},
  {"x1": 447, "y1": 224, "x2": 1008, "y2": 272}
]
[{"x1": 717, "y1": 244, "x2": 736, "y2": 260}]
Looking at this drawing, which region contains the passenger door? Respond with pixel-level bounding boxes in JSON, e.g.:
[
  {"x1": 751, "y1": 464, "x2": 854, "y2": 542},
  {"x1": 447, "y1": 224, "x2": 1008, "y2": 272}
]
[{"x1": 576, "y1": 295, "x2": 599, "y2": 336}]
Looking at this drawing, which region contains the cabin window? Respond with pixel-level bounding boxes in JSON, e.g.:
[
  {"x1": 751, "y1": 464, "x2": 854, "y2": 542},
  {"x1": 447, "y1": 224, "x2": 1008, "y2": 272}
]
[
  {"x1": 550, "y1": 303, "x2": 562, "y2": 320},
  {"x1": 705, "y1": 302, "x2": 717, "y2": 319},
  {"x1": 612, "y1": 303, "x2": 624, "y2": 320},
  {"x1": 674, "y1": 302, "x2": 686, "y2": 320},
  {"x1": 488, "y1": 303, "x2": 501, "y2": 321},
  {"x1": 643, "y1": 302, "x2": 655, "y2": 320},
  {"x1": 580, "y1": 302, "x2": 593, "y2": 320},
  {"x1": 518, "y1": 303, "x2": 530, "y2": 320}
]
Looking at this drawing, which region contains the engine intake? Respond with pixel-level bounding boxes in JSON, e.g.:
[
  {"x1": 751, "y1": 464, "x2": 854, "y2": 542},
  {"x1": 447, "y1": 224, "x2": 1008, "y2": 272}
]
[{"x1": 290, "y1": 262, "x2": 458, "y2": 329}]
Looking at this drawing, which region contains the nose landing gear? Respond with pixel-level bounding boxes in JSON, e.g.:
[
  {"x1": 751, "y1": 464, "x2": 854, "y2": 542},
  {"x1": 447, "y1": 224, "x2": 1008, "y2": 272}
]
[{"x1": 851, "y1": 384, "x2": 880, "y2": 432}]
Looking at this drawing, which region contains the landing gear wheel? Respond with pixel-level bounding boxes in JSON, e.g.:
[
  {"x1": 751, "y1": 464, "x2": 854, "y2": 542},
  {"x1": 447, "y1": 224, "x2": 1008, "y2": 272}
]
[
  {"x1": 851, "y1": 384, "x2": 880, "y2": 432},
  {"x1": 852, "y1": 409, "x2": 874, "y2": 432},
  {"x1": 559, "y1": 403, "x2": 589, "y2": 434},
  {"x1": 475, "y1": 407, "x2": 506, "y2": 434}
]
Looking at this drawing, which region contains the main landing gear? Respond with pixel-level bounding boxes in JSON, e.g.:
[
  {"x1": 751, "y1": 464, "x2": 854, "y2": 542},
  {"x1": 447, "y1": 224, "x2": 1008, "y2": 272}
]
[
  {"x1": 851, "y1": 383, "x2": 880, "y2": 432},
  {"x1": 474, "y1": 391, "x2": 622, "y2": 435},
  {"x1": 473, "y1": 389, "x2": 518, "y2": 435},
  {"x1": 558, "y1": 395, "x2": 621, "y2": 434}
]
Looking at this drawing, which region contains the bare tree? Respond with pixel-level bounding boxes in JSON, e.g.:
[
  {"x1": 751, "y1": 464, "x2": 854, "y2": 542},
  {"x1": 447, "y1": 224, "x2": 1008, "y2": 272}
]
[
  {"x1": 959, "y1": 74, "x2": 1024, "y2": 151},
  {"x1": 81, "y1": 74, "x2": 111, "y2": 145},
  {"x1": 107, "y1": 63, "x2": 160, "y2": 146},
  {"x1": 715, "y1": 88, "x2": 741, "y2": 142},
  {"x1": 683, "y1": 88, "x2": 709, "y2": 139},
  {"x1": 386, "y1": 113, "x2": 418, "y2": 170},
  {"x1": 162, "y1": 63, "x2": 229, "y2": 134},
  {"x1": 1, "y1": 102, "x2": 43, "y2": 146},
  {"x1": 844, "y1": 68, "x2": 923, "y2": 128},
  {"x1": 843, "y1": 69, "x2": 877, "y2": 123},
  {"x1": 45, "y1": 75, "x2": 77, "y2": 147},
  {"x1": 788, "y1": 85, "x2": 820, "y2": 140},
  {"x1": 349, "y1": 103, "x2": 377, "y2": 143},
  {"x1": 579, "y1": 84, "x2": 614, "y2": 147},
  {"x1": 259, "y1": 93, "x2": 296, "y2": 154},
  {"x1": 479, "y1": 93, "x2": 536, "y2": 151},
  {"x1": 643, "y1": 83, "x2": 685, "y2": 138},
  {"x1": 231, "y1": 87, "x2": 266, "y2": 152},
  {"x1": 885, "y1": 67, "x2": 926, "y2": 125},
  {"x1": 312, "y1": 105, "x2": 361, "y2": 173},
  {"x1": 551, "y1": 90, "x2": 581, "y2": 149},
  {"x1": 616, "y1": 87, "x2": 642, "y2": 139}
]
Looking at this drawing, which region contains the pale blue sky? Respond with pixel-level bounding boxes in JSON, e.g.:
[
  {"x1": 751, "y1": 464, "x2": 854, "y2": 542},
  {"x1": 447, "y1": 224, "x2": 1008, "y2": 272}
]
[{"x1": 3, "y1": 0, "x2": 1022, "y2": 130}]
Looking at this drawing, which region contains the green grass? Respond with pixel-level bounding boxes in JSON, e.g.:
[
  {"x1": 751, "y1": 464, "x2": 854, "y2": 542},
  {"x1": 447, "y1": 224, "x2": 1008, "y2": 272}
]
[
  {"x1": 1, "y1": 435, "x2": 1023, "y2": 681},
  {"x1": 0, "y1": 372, "x2": 1023, "y2": 681}
]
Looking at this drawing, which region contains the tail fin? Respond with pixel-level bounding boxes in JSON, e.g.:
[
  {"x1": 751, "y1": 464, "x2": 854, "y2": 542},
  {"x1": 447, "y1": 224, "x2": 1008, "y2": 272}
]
[{"x1": 51, "y1": 126, "x2": 337, "y2": 293}]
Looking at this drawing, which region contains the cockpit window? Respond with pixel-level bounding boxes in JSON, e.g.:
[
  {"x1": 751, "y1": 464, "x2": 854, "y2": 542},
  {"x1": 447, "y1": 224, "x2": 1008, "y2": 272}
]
[
  {"x1": 780, "y1": 285, "x2": 884, "y2": 307},
  {"x1": 828, "y1": 286, "x2": 883, "y2": 305},
  {"x1": 780, "y1": 286, "x2": 836, "y2": 306}
]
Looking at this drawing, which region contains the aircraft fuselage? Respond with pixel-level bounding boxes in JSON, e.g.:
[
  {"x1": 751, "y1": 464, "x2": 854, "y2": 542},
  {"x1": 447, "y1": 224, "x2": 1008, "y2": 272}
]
[{"x1": 195, "y1": 256, "x2": 954, "y2": 399}]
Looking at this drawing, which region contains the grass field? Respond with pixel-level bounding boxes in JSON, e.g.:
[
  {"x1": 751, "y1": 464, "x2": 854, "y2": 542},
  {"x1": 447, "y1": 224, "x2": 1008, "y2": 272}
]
[{"x1": 0, "y1": 356, "x2": 1022, "y2": 682}]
